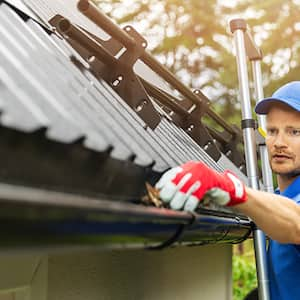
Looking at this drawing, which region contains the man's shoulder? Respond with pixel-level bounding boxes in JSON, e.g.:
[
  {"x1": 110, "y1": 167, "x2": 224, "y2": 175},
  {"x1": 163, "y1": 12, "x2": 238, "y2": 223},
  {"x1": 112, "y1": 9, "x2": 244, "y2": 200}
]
[{"x1": 293, "y1": 193, "x2": 300, "y2": 204}]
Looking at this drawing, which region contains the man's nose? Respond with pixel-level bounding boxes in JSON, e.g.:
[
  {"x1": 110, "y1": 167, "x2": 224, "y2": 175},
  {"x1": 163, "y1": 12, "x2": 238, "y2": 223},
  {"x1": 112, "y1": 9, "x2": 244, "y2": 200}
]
[{"x1": 273, "y1": 132, "x2": 287, "y2": 148}]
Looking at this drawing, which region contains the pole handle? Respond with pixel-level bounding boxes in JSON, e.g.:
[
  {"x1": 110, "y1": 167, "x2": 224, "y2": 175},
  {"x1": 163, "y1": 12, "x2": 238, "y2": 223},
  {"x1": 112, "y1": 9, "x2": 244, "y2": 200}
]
[
  {"x1": 230, "y1": 18, "x2": 262, "y2": 61},
  {"x1": 230, "y1": 18, "x2": 247, "y2": 33}
]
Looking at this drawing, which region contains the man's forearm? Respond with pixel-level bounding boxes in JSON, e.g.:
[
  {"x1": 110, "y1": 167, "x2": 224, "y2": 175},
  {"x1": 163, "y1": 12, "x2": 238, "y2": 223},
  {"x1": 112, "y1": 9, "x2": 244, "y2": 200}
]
[{"x1": 234, "y1": 187, "x2": 300, "y2": 244}]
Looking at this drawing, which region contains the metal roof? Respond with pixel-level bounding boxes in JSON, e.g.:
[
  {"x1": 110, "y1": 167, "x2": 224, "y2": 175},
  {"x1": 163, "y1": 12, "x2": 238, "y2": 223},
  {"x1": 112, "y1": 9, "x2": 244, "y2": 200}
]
[{"x1": 0, "y1": 1, "x2": 251, "y2": 250}]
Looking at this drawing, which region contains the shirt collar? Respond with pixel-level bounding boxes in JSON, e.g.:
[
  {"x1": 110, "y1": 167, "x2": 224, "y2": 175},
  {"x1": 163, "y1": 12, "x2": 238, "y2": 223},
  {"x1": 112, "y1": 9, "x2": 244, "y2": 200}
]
[{"x1": 279, "y1": 176, "x2": 300, "y2": 198}]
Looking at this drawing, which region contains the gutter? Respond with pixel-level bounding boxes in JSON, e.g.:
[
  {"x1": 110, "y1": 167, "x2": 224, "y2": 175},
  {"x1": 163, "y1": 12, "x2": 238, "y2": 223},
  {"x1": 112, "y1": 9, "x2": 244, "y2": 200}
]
[{"x1": 0, "y1": 183, "x2": 251, "y2": 252}]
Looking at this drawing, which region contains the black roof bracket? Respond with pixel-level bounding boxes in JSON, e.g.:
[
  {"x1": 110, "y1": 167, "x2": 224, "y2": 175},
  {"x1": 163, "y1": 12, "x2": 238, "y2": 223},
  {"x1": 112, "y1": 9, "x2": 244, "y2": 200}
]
[
  {"x1": 140, "y1": 79, "x2": 221, "y2": 161},
  {"x1": 49, "y1": 9, "x2": 245, "y2": 167},
  {"x1": 50, "y1": 15, "x2": 161, "y2": 130},
  {"x1": 181, "y1": 114, "x2": 221, "y2": 161}
]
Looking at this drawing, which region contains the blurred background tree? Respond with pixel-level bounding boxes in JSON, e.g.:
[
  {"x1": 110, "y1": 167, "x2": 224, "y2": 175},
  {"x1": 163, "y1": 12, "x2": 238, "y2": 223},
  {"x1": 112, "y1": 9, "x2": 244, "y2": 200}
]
[{"x1": 93, "y1": 0, "x2": 300, "y2": 125}]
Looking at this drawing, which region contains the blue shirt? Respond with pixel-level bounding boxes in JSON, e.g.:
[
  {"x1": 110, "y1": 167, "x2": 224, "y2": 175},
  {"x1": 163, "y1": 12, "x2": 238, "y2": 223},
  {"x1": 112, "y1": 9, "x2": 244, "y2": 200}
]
[{"x1": 268, "y1": 176, "x2": 300, "y2": 300}]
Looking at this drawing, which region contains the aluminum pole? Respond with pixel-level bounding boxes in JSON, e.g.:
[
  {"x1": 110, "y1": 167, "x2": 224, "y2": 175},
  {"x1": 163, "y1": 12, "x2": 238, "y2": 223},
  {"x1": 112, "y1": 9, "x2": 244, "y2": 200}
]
[
  {"x1": 251, "y1": 60, "x2": 274, "y2": 194},
  {"x1": 230, "y1": 19, "x2": 270, "y2": 300}
]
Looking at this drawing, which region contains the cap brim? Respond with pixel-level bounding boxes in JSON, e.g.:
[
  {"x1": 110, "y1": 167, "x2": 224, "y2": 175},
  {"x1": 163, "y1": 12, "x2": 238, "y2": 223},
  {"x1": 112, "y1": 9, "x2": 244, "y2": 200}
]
[{"x1": 254, "y1": 98, "x2": 300, "y2": 114}]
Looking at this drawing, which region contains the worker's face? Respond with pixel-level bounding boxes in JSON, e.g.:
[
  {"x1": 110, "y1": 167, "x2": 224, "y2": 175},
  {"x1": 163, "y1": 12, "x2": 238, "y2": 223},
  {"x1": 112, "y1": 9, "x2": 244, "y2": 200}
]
[{"x1": 266, "y1": 103, "x2": 300, "y2": 177}]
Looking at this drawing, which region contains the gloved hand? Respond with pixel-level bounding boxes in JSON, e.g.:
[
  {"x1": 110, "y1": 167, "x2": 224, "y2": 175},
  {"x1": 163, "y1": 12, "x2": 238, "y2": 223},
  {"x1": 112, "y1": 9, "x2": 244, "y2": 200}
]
[{"x1": 155, "y1": 161, "x2": 247, "y2": 211}]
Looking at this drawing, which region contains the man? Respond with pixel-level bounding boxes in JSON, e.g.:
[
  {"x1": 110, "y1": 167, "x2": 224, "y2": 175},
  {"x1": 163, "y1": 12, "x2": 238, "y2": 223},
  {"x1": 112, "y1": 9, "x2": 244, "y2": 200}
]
[{"x1": 155, "y1": 81, "x2": 300, "y2": 300}]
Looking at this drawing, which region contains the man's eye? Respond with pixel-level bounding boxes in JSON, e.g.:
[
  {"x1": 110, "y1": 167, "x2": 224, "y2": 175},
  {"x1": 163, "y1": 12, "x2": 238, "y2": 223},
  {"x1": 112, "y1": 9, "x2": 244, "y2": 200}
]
[
  {"x1": 266, "y1": 129, "x2": 276, "y2": 136},
  {"x1": 288, "y1": 129, "x2": 300, "y2": 136}
]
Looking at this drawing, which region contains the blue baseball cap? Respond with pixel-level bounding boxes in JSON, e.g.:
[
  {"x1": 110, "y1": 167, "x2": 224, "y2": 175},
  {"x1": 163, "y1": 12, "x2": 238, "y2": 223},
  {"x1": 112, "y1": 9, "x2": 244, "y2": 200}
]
[{"x1": 255, "y1": 81, "x2": 300, "y2": 114}]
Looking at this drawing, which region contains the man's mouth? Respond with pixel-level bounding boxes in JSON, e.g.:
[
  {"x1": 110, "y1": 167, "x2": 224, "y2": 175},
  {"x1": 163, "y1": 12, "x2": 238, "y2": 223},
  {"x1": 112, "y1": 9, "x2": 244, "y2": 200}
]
[{"x1": 272, "y1": 154, "x2": 292, "y2": 162}]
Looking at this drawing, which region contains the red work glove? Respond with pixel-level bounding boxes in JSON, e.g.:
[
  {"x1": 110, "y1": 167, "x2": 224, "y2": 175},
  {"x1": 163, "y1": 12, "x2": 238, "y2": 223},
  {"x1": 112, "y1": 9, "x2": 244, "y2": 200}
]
[{"x1": 155, "y1": 161, "x2": 247, "y2": 211}]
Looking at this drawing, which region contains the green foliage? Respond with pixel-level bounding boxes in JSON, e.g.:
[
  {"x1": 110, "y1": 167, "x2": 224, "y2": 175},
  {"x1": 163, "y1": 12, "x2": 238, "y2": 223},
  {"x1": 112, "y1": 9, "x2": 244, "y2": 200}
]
[
  {"x1": 233, "y1": 254, "x2": 257, "y2": 300},
  {"x1": 92, "y1": 0, "x2": 300, "y2": 154},
  {"x1": 93, "y1": 1, "x2": 300, "y2": 120}
]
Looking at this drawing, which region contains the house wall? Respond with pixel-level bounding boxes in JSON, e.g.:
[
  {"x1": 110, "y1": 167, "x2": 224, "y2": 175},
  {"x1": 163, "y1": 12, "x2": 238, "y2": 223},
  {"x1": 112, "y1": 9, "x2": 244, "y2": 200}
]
[{"x1": 0, "y1": 245, "x2": 232, "y2": 300}]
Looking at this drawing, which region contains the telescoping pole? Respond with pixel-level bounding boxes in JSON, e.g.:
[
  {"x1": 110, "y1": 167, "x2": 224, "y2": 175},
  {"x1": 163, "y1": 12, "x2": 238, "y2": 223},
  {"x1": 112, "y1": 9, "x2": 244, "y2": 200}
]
[
  {"x1": 229, "y1": 19, "x2": 270, "y2": 300},
  {"x1": 251, "y1": 59, "x2": 274, "y2": 194}
]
